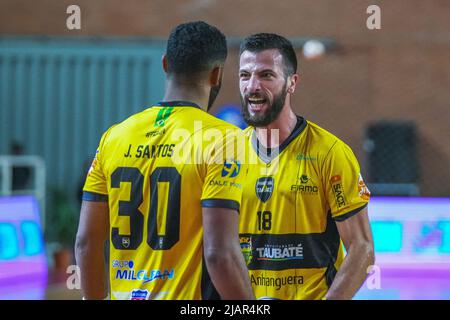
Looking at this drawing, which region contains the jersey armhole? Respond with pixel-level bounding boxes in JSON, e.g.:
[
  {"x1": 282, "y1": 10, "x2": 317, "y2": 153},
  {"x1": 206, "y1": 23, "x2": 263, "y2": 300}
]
[
  {"x1": 201, "y1": 199, "x2": 240, "y2": 213},
  {"x1": 82, "y1": 191, "x2": 108, "y2": 202},
  {"x1": 333, "y1": 203, "x2": 367, "y2": 222}
]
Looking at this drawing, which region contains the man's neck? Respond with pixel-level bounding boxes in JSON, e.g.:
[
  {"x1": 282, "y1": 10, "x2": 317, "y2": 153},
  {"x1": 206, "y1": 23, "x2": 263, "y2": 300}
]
[
  {"x1": 255, "y1": 105, "x2": 298, "y2": 149},
  {"x1": 163, "y1": 79, "x2": 209, "y2": 111}
]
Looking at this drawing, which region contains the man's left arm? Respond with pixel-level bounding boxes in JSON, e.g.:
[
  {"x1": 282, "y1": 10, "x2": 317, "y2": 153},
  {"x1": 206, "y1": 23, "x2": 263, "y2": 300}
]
[{"x1": 325, "y1": 206, "x2": 375, "y2": 300}]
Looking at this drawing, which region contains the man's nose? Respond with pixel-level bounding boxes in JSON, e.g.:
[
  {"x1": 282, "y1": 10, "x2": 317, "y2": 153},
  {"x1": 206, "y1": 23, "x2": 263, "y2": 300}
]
[{"x1": 246, "y1": 75, "x2": 261, "y2": 93}]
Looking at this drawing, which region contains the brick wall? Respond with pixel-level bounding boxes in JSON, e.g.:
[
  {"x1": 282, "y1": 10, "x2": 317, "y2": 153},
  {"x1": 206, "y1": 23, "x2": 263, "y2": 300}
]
[{"x1": 1, "y1": 0, "x2": 449, "y2": 195}]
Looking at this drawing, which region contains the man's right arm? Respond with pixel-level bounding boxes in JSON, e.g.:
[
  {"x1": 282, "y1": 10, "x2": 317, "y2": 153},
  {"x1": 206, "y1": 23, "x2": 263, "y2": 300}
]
[
  {"x1": 75, "y1": 200, "x2": 109, "y2": 299},
  {"x1": 75, "y1": 129, "x2": 111, "y2": 299},
  {"x1": 202, "y1": 207, "x2": 255, "y2": 300}
]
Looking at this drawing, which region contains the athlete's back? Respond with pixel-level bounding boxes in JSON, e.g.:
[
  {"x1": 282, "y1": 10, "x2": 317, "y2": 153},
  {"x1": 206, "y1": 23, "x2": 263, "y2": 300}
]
[
  {"x1": 83, "y1": 101, "x2": 247, "y2": 299},
  {"x1": 76, "y1": 21, "x2": 254, "y2": 301}
]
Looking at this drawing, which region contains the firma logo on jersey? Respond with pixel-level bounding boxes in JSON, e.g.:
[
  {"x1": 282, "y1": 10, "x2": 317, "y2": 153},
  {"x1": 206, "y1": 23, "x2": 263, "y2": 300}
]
[
  {"x1": 290, "y1": 174, "x2": 319, "y2": 195},
  {"x1": 112, "y1": 260, "x2": 175, "y2": 284},
  {"x1": 255, "y1": 177, "x2": 274, "y2": 203}
]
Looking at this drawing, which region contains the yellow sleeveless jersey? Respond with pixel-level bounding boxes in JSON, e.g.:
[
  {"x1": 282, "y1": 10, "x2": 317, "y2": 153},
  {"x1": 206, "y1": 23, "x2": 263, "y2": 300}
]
[
  {"x1": 83, "y1": 101, "x2": 247, "y2": 300},
  {"x1": 239, "y1": 117, "x2": 370, "y2": 300}
]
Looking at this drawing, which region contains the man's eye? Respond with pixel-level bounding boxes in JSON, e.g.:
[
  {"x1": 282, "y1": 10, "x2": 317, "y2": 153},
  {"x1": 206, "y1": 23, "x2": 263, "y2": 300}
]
[{"x1": 239, "y1": 73, "x2": 249, "y2": 78}]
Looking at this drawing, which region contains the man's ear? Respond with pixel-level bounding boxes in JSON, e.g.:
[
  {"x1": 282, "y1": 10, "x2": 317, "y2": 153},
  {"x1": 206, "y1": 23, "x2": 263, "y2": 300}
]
[
  {"x1": 162, "y1": 54, "x2": 169, "y2": 73},
  {"x1": 209, "y1": 66, "x2": 223, "y2": 87},
  {"x1": 287, "y1": 73, "x2": 300, "y2": 94}
]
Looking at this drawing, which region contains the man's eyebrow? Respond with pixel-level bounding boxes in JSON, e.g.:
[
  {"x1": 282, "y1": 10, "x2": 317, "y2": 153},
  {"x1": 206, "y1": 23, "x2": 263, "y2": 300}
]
[
  {"x1": 238, "y1": 68, "x2": 276, "y2": 73},
  {"x1": 258, "y1": 69, "x2": 276, "y2": 74}
]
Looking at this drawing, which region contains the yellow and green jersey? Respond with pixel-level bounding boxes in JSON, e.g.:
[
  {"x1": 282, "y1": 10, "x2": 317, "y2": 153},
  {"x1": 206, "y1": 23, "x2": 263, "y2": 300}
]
[
  {"x1": 83, "y1": 101, "x2": 247, "y2": 300},
  {"x1": 239, "y1": 117, "x2": 370, "y2": 300}
]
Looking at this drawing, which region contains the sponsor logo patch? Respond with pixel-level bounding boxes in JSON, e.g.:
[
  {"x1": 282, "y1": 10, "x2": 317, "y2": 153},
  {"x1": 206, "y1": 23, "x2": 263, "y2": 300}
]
[
  {"x1": 146, "y1": 128, "x2": 166, "y2": 138},
  {"x1": 251, "y1": 274, "x2": 303, "y2": 291},
  {"x1": 113, "y1": 260, "x2": 175, "y2": 284},
  {"x1": 358, "y1": 173, "x2": 370, "y2": 200},
  {"x1": 296, "y1": 153, "x2": 317, "y2": 161},
  {"x1": 240, "y1": 236, "x2": 253, "y2": 266},
  {"x1": 331, "y1": 175, "x2": 347, "y2": 208},
  {"x1": 221, "y1": 159, "x2": 241, "y2": 178},
  {"x1": 255, "y1": 243, "x2": 304, "y2": 262},
  {"x1": 130, "y1": 289, "x2": 149, "y2": 300}
]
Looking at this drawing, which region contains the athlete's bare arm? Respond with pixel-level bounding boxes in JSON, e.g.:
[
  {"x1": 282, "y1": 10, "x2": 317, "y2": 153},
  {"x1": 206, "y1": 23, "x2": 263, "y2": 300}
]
[
  {"x1": 325, "y1": 207, "x2": 375, "y2": 300},
  {"x1": 202, "y1": 207, "x2": 255, "y2": 300},
  {"x1": 75, "y1": 200, "x2": 109, "y2": 299}
]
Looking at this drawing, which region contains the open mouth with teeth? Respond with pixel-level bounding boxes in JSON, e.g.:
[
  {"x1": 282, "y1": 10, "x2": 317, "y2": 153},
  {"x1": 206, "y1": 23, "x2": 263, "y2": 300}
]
[{"x1": 247, "y1": 97, "x2": 268, "y2": 112}]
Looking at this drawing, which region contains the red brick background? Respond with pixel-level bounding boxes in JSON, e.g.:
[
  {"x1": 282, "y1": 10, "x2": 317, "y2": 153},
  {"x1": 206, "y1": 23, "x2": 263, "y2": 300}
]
[{"x1": 1, "y1": 0, "x2": 449, "y2": 195}]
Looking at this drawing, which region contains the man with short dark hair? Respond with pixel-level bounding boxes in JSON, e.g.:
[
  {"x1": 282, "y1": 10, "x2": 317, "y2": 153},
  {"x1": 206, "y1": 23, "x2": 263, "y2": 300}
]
[
  {"x1": 76, "y1": 21, "x2": 254, "y2": 300},
  {"x1": 238, "y1": 33, "x2": 375, "y2": 300}
]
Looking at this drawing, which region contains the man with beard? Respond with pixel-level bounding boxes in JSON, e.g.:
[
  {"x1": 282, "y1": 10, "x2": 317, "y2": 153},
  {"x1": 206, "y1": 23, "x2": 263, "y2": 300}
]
[
  {"x1": 238, "y1": 33, "x2": 374, "y2": 300},
  {"x1": 76, "y1": 21, "x2": 254, "y2": 300}
]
